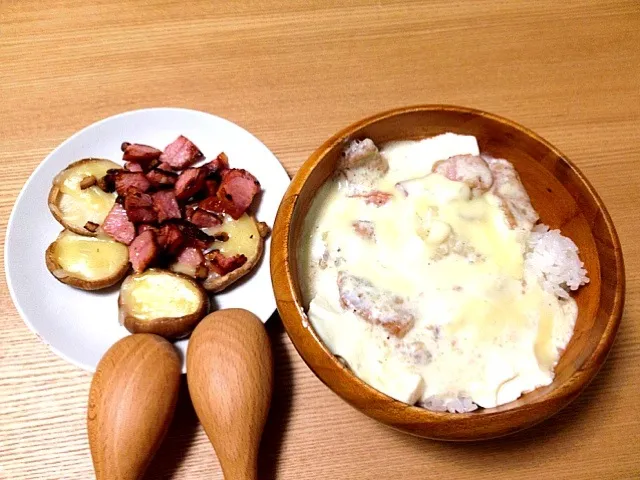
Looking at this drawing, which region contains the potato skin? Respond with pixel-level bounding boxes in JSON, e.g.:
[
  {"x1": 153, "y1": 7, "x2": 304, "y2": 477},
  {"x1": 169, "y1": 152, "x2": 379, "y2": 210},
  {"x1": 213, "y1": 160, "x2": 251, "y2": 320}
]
[
  {"x1": 45, "y1": 230, "x2": 130, "y2": 291},
  {"x1": 119, "y1": 270, "x2": 210, "y2": 340},
  {"x1": 48, "y1": 158, "x2": 119, "y2": 236},
  {"x1": 202, "y1": 221, "x2": 270, "y2": 293}
]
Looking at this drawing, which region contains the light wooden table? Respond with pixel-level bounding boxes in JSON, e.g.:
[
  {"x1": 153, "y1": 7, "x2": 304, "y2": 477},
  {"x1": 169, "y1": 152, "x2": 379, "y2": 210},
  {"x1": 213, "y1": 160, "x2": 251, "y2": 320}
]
[{"x1": 1, "y1": 1, "x2": 639, "y2": 479}]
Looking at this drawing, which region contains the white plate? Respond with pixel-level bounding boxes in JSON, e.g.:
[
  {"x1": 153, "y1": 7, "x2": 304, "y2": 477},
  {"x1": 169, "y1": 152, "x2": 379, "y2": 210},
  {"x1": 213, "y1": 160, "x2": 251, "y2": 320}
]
[{"x1": 5, "y1": 108, "x2": 290, "y2": 372}]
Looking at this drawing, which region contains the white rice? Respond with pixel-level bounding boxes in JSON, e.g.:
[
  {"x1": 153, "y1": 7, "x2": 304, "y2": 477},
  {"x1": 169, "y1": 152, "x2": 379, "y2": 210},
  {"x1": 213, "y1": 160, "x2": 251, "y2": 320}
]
[{"x1": 525, "y1": 224, "x2": 590, "y2": 299}]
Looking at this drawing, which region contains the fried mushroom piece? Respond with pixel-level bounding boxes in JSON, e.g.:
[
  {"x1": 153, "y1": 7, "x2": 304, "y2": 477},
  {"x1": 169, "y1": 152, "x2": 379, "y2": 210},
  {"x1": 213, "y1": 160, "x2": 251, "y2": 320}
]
[
  {"x1": 118, "y1": 269, "x2": 209, "y2": 339},
  {"x1": 45, "y1": 229, "x2": 130, "y2": 290}
]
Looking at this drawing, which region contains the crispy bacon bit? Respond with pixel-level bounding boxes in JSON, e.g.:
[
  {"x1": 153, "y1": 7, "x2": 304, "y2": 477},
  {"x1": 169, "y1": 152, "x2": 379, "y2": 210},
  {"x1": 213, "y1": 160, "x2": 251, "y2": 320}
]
[
  {"x1": 121, "y1": 142, "x2": 131, "y2": 151},
  {"x1": 350, "y1": 190, "x2": 393, "y2": 207},
  {"x1": 170, "y1": 220, "x2": 214, "y2": 250},
  {"x1": 159, "y1": 135, "x2": 204, "y2": 169},
  {"x1": 115, "y1": 172, "x2": 151, "y2": 196},
  {"x1": 79, "y1": 175, "x2": 97, "y2": 190},
  {"x1": 129, "y1": 230, "x2": 159, "y2": 273},
  {"x1": 204, "y1": 179, "x2": 219, "y2": 197},
  {"x1": 152, "y1": 190, "x2": 181, "y2": 223},
  {"x1": 212, "y1": 232, "x2": 229, "y2": 242},
  {"x1": 216, "y1": 168, "x2": 260, "y2": 219},
  {"x1": 190, "y1": 209, "x2": 221, "y2": 228},
  {"x1": 156, "y1": 223, "x2": 185, "y2": 256},
  {"x1": 97, "y1": 171, "x2": 117, "y2": 193},
  {"x1": 158, "y1": 162, "x2": 174, "y2": 172},
  {"x1": 137, "y1": 224, "x2": 156, "y2": 235},
  {"x1": 124, "y1": 162, "x2": 144, "y2": 173},
  {"x1": 122, "y1": 143, "x2": 163, "y2": 166},
  {"x1": 199, "y1": 196, "x2": 234, "y2": 216},
  {"x1": 84, "y1": 221, "x2": 99, "y2": 233},
  {"x1": 202, "y1": 152, "x2": 229, "y2": 176},
  {"x1": 175, "y1": 168, "x2": 207, "y2": 201},
  {"x1": 352, "y1": 220, "x2": 375, "y2": 239},
  {"x1": 337, "y1": 271, "x2": 415, "y2": 338},
  {"x1": 145, "y1": 168, "x2": 178, "y2": 188},
  {"x1": 207, "y1": 252, "x2": 247, "y2": 276},
  {"x1": 124, "y1": 190, "x2": 157, "y2": 223},
  {"x1": 101, "y1": 203, "x2": 136, "y2": 245}
]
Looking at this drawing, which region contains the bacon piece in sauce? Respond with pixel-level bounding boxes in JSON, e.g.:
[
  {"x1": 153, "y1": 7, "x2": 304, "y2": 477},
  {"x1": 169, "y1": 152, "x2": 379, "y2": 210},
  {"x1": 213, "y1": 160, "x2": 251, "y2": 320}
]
[
  {"x1": 122, "y1": 143, "x2": 163, "y2": 167},
  {"x1": 215, "y1": 168, "x2": 260, "y2": 219},
  {"x1": 129, "y1": 230, "x2": 159, "y2": 273},
  {"x1": 101, "y1": 203, "x2": 136, "y2": 245},
  {"x1": 432, "y1": 154, "x2": 493, "y2": 195},
  {"x1": 337, "y1": 271, "x2": 415, "y2": 338},
  {"x1": 206, "y1": 252, "x2": 247, "y2": 276},
  {"x1": 152, "y1": 190, "x2": 181, "y2": 223},
  {"x1": 175, "y1": 168, "x2": 207, "y2": 201},
  {"x1": 159, "y1": 135, "x2": 204, "y2": 169},
  {"x1": 353, "y1": 220, "x2": 375, "y2": 240},
  {"x1": 146, "y1": 168, "x2": 178, "y2": 188},
  {"x1": 349, "y1": 190, "x2": 393, "y2": 207},
  {"x1": 115, "y1": 172, "x2": 151, "y2": 196}
]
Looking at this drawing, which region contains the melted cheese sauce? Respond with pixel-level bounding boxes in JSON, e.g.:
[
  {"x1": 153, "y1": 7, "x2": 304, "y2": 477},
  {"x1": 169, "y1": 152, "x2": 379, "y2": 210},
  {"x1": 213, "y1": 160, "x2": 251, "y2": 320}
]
[
  {"x1": 121, "y1": 271, "x2": 202, "y2": 320},
  {"x1": 300, "y1": 134, "x2": 577, "y2": 409},
  {"x1": 53, "y1": 231, "x2": 129, "y2": 280},
  {"x1": 54, "y1": 160, "x2": 119, "y2": 228}
]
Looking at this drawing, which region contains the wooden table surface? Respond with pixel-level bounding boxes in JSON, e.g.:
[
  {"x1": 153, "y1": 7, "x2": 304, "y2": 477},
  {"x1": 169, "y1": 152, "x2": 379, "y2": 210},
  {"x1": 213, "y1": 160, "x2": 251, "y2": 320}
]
[{"x1": 1, "y1": 1, "x2": 639, "y2": 479}]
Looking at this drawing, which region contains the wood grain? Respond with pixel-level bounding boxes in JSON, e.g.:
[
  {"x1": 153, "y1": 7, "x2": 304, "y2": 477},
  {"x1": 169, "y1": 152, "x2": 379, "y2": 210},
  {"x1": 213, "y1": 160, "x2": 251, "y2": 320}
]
[
  {"x1": 271, "y1": 105, "x2": 624, "y2": 440},
  {"x1": 1, "y1": 0, "x2": 639, "y2": 477}
]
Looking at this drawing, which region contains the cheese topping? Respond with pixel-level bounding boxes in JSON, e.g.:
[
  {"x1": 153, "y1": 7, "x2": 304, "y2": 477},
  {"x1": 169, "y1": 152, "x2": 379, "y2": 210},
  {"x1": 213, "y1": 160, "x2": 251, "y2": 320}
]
[
  {"x1": 121, "y1": 271, "x2": 202, "y2": 320},
  {"x1": 300, "y1": 134, "x2": 577, "y2": 410},
  {"x1": 204, "y1": 213, "x2": 260, "y2": 257},
  {"x1": 53, "y1": 230, "x2": 128, "y2": 281}
]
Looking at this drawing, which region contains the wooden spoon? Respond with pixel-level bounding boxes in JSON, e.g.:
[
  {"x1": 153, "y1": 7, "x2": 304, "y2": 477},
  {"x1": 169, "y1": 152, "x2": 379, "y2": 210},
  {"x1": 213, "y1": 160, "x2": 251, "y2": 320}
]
[
  {"x1": 187, "y1": 309, "x2": 273, "y2": 480},
  {"x1": 87, "y1": 334, "x2": 181, "y2": 480}
]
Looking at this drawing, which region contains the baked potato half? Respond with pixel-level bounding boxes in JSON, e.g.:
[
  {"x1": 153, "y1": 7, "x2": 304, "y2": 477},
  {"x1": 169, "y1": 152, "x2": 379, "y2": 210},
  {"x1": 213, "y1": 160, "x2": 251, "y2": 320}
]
[
  {"x1": 201, "y1": 213, "x2": 270, "y2": 292},
  {"x1": 119, "y1": 269, "x2": 209, "y2": 339},
  {"x1": 45, "y1": 229, "x2": 130, "y2": 290},
  {"x1": 48, "y1": 158, "x2": 120, "y2": 236}
]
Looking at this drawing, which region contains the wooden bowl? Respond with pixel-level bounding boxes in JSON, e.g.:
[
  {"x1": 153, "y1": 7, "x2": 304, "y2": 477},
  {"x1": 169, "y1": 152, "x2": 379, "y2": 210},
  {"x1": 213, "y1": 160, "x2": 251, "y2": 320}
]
[{"x1": 271, "y1": 105, "x2": 624, "y2": 441}]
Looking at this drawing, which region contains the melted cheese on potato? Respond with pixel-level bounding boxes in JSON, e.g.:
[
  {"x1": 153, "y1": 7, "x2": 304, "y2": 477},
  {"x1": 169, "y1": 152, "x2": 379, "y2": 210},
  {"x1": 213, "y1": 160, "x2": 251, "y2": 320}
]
[
  {"x1": 121, "y1": 271, "x2": 202, "y2": 320},
  {"x1": 204, "y1": 213, "x2": 260, "y2": 257},
  {"x1": 300, "y1": 134, "x2": 577, "y2": 409},
  {"x1": 53, "y1": 159, "x2": 119, "y2": 228},
  {"x1": 53, "y1": 231, "x2": 128, "y2": 280}
]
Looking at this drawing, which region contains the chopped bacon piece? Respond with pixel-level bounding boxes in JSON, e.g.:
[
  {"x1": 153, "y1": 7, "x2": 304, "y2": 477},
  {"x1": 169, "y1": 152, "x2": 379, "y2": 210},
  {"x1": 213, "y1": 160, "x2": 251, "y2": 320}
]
[
  {"x1": 124, "y1": 190, "x2": 157, "y2": 224},
  {"x1": 101, "y1": 203, "x2": 136, "y2": 245},
  {"x1": 202, "y1": 152, "x2": 229, "y2": 176},
  {"x1": 170, "y1": 220, "x2": 215, "y2": 250},
  {"x1": 353, "y1": 220, "x2": 375, "y2": 240},
  {"x1": 216, "y1": 168, "x2": 260, "y2": 219},
  {"x1": 207, "y1": 252, "x2": 247, "y2": 276},
  {"x1": 170, "y1": 247, "x2": 207, "y2": 278},
  {"x1": 98, "y1": 170, "x2": 118, "y2": 193},
  {"x1": 122, "y1": 143, "x2": 162, "y2": 167},
  {"x1": 204, "y1": 179, "x2": 219, "y2": 197},
  {"x1": 124, "y1": 162, "x2": 144, "y2": 173},
  {"x1": 158, "y1": 162, "x2": 174, "y2": 172},
  {"x1": 190, "y1": 209, "x2": 221, "y2": 228},
  {"x1": 175, "y1": 168, "x2": 207, "y2": 201},
  {"x1": 152, "y1": 190, "x2": 181, "y2": 223},
  {"x1": 337, "y1": 271, "x2": 415, "y2": 338},
  {"x1": 156, "y1": 223, "x2": 185, "y2": 256},
  {"x1": 129, "y1": 230, "x2": 159, "y2": 273},
  {"x1": 115, "y1": 172, "x2": 151, "y2": 196},
  {"x1": 137, "y1": 224, "x2": 157, "y2": 235},
  {"x1": 432, "y1": 154, "x2": 493, "y2": 195},
  {"x1": 159, "y1": 135, "x2": 204, "y2": 169},
  {"x1": 349, "y1": 190, "x2": 393, "y2": 207},
  {"x1": 146, "y1": 168, "x2": 178, "y2": 188}
]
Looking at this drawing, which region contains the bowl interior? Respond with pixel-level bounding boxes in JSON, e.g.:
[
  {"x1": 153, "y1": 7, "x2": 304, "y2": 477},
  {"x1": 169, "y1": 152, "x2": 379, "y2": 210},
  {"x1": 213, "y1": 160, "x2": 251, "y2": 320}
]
[{"x1": 273, "y1": 106, "x2": 623, "y2": 440}]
